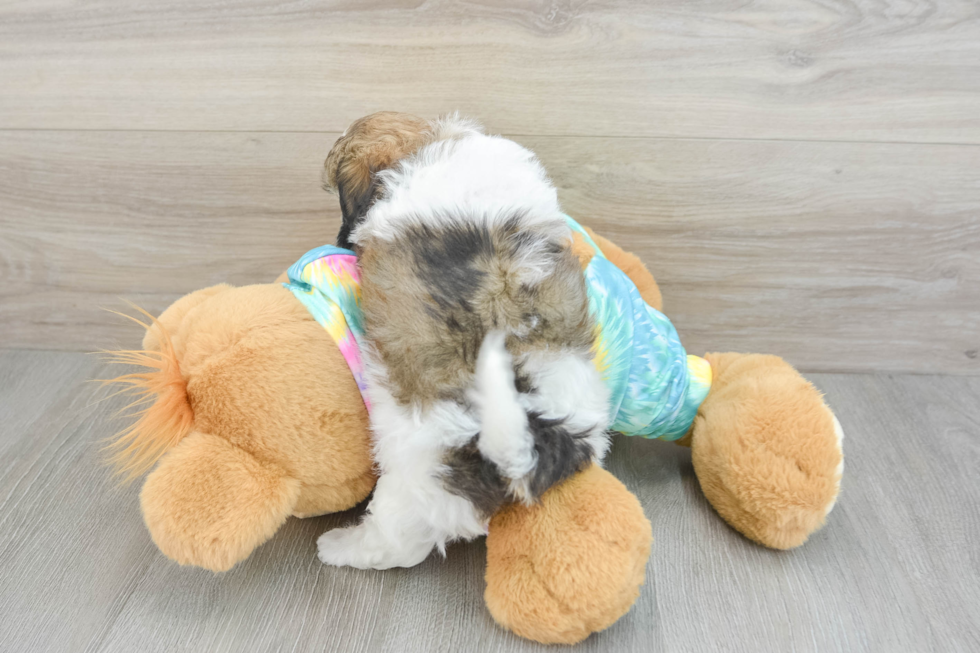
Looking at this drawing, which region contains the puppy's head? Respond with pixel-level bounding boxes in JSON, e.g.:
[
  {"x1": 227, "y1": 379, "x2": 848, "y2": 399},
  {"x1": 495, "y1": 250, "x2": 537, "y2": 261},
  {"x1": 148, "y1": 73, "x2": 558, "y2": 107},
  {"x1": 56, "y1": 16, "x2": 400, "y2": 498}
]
[{"x1": 324, "y1": 111, "x2": 431, "y2": 248}]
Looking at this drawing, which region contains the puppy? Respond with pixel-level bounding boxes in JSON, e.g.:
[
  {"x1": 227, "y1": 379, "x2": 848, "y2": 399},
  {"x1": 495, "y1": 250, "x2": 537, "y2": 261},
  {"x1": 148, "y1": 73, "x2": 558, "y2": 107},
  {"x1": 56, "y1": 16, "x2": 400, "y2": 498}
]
[{"x1": 317, "y1": 113, "x2": 610, "y2": 569}]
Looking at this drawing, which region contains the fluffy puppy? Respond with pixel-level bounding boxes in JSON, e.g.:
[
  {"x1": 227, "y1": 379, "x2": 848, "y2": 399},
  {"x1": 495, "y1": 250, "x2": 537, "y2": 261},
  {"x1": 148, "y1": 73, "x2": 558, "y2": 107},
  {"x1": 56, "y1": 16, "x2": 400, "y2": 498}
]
[{"x1": 317, "y1": 113, "x2": 610, "y2": 569}]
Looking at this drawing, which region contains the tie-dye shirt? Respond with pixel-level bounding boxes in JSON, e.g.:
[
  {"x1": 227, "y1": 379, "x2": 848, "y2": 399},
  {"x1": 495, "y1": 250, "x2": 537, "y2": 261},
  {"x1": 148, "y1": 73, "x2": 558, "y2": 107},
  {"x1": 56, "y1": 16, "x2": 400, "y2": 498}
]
[
  {"x1": 567, "y1": 218, "x2": 712, "y2": 440},
  {"x1": 283, "y1": 245, "x2": 371, "y2": 412},
  {"x1": 284, "y1": 219, "x2": 711, "y2": 439}
]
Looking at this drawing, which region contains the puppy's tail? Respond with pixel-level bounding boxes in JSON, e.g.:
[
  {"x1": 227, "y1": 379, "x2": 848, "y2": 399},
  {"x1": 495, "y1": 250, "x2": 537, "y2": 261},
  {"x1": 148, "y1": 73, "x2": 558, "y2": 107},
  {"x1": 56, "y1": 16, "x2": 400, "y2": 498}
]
[{"x1": 472, "y1": 331, "x2": 537, "y2": 484}]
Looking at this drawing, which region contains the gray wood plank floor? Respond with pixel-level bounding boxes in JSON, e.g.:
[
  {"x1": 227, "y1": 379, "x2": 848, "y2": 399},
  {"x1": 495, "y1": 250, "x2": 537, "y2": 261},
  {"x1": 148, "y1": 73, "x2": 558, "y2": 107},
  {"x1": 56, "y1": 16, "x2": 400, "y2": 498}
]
[{"x1": 2, "y1": 349, "x2": 977, "y2": 652}]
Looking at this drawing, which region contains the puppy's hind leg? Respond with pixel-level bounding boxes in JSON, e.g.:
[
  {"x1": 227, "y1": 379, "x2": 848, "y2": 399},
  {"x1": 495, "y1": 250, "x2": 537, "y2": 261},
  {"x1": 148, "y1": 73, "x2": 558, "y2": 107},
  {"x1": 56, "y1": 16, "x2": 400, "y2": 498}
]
[
  {"x1": 317, "y1": 468, "x2": 486, "y2": 570},
  {"x1": 317, "y1": 473, "x2": 436, "y2": 570}
]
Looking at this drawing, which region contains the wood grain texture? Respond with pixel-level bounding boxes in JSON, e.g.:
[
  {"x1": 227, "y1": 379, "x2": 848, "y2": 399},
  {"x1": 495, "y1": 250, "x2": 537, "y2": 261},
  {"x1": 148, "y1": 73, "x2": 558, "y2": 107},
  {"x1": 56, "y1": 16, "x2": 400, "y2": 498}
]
[
  {"x1": 1, "y1": 351, "x2": 978, "y2": 651},
  {"x1": 0, "y1": 0, "x2": 978, "y2": 142},
  {"x1": 2, "y1": 130, "x2": 977, "y2": 373}
]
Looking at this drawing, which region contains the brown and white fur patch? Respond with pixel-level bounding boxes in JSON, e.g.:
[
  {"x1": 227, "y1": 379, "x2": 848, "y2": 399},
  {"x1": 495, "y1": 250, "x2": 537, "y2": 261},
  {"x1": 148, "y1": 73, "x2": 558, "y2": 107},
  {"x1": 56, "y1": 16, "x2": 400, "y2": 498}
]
[
  {"x1": 316, "y1": 114, "x2": 610, "y2": 570},
  {"x1": 323, "y1": 111, "x2": 478, "y2": 248}
]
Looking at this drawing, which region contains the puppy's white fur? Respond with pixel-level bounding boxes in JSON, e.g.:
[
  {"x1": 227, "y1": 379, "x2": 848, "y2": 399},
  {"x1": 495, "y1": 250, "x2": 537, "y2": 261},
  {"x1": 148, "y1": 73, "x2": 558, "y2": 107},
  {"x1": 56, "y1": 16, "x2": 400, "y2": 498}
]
[
  {"x1": 350, "y1": 118, "x2": 567, "y2": 249},
  {"x1": 318, "y1": 116, "x2": 610, "y2": 570},
  {"x1": 318, "y1": 344, "x2": 489, "y2": 569},
  {"x1": 519, "y1": 350, "x2": 611, "y2": 463},
  {"x1": 472, "y1": 331, "x2": 537, "y2": 481}
]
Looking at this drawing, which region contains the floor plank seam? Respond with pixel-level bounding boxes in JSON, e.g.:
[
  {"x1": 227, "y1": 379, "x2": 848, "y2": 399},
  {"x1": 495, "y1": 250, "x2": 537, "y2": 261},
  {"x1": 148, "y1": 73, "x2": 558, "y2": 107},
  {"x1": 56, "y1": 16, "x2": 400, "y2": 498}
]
[{"x1": 1, "y1": 127, "x2": 979, "y2": 148}]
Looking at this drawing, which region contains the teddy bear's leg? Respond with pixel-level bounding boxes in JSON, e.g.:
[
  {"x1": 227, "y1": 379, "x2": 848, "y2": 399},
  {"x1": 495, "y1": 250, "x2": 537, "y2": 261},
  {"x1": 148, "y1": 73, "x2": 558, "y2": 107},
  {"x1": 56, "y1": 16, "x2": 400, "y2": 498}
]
[
  {"x1": 141, "y1": 430, "x2": 301, "y2": 572},
  {"x1": 484, "y1": 464, "x2": 652, "y2": 645},
  {"x1": 687, "y1": 352, "x2": 844, "y2": 549}
]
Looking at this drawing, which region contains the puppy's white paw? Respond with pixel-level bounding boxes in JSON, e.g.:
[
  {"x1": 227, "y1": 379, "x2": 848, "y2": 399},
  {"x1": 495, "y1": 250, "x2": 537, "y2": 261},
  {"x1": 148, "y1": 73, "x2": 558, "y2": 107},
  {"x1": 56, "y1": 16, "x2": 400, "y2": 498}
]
[
  {"x1": 316, "y1": 523, "x2": 433, "y2": 570},
  {"x1": 317, "y1": 526, "x2": 373, "y2": 569}
]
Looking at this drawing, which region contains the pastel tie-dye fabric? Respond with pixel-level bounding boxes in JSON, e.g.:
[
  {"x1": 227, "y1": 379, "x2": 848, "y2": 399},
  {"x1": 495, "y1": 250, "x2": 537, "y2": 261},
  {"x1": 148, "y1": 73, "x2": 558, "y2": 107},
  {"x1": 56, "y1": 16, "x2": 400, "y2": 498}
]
[
  {"x1": 283, "y1": 245, "x2": 371, "y2": 412},
  {"x1": 566, "y1": 217, "x2": 712, "y2": 440}
]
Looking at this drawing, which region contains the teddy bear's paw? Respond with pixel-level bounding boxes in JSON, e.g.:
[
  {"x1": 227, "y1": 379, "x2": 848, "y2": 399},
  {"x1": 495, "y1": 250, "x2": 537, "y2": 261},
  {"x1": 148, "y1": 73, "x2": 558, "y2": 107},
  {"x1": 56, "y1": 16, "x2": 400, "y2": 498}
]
[
  {"x1": 316, "y1": 522, "x2": 433, "y2": 570},
  {"x1": 485, "y1": 464, "x2": 652, "y2": 645},
  {"x1": 694, "y1": 352, "x2": 846, "y2": 549}
]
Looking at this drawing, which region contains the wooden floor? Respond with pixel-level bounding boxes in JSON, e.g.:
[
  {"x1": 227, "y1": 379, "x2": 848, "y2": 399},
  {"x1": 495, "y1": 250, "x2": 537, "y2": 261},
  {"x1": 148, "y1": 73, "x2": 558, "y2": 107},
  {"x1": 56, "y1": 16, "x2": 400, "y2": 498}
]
[{"x1": 0, "y1": 349, "x2": 977, "y2": 652}]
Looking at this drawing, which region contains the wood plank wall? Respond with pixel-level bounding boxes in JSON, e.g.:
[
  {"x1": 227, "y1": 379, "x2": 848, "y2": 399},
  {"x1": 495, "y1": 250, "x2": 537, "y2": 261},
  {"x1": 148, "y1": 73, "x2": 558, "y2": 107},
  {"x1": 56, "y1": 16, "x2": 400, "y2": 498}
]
[{"x1": 1, "y1": 0, "x2": 978, "y2": 373}]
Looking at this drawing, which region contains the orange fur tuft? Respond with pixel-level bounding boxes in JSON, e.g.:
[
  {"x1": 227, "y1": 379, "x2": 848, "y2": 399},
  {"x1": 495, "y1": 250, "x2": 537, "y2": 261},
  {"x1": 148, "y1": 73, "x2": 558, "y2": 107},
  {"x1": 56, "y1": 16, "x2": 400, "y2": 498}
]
[{"x1": 99, "y1": 306, "x2": 194, "y2": 482}]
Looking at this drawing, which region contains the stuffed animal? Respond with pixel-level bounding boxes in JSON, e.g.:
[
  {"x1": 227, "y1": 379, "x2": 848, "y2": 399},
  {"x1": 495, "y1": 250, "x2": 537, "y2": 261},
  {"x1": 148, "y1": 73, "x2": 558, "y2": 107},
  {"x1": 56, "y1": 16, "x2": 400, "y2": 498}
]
[{"x1": 106, "y1": 223, "x2": 842, "y2": 645}]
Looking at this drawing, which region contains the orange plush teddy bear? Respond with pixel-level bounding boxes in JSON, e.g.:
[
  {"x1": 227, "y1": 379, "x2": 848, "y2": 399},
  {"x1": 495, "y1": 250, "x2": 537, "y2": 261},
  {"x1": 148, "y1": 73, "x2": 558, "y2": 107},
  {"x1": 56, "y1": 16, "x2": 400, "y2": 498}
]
[{"x1": 106, "y1": 221, "x2": 842, "y2": 645}]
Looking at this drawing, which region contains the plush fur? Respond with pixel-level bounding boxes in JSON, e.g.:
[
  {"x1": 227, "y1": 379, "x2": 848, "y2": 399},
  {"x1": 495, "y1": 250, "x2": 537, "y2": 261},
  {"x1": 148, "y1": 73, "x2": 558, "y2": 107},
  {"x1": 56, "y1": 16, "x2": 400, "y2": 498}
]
[
  {"x1": 485, "y1": 464, "x2": 652, "y2": 645},
  {"x1": 106, "y1": 283, "x2": 377, "y2": 571},
  {"x1": 316, "y1": 114, "x2": 612, "y2": 570},
  {"x1": 103, "y1": 309, "x2": 195, "y2": 482},
  {"x1": 141, "y1": 430, "x2": 302, "y2": 572},
  {"x1": 686, "y1": 352, "x2": 843, "y2": 549}
]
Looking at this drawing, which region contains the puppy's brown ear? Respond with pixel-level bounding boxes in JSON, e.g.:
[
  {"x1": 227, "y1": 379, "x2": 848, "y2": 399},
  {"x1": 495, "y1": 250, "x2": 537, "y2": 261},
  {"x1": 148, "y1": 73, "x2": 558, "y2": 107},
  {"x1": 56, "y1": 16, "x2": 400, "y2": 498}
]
[{"x1": 324, "y1": 112, "x2": 431, "y2": 248}]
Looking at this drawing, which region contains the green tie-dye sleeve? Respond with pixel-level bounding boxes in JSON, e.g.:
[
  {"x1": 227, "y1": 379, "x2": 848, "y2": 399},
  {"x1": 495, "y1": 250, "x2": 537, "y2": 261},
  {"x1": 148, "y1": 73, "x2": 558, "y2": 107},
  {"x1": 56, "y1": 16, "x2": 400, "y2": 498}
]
[{"x1": 565, "y1": 216, "x2": 712, "y2": 440}]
